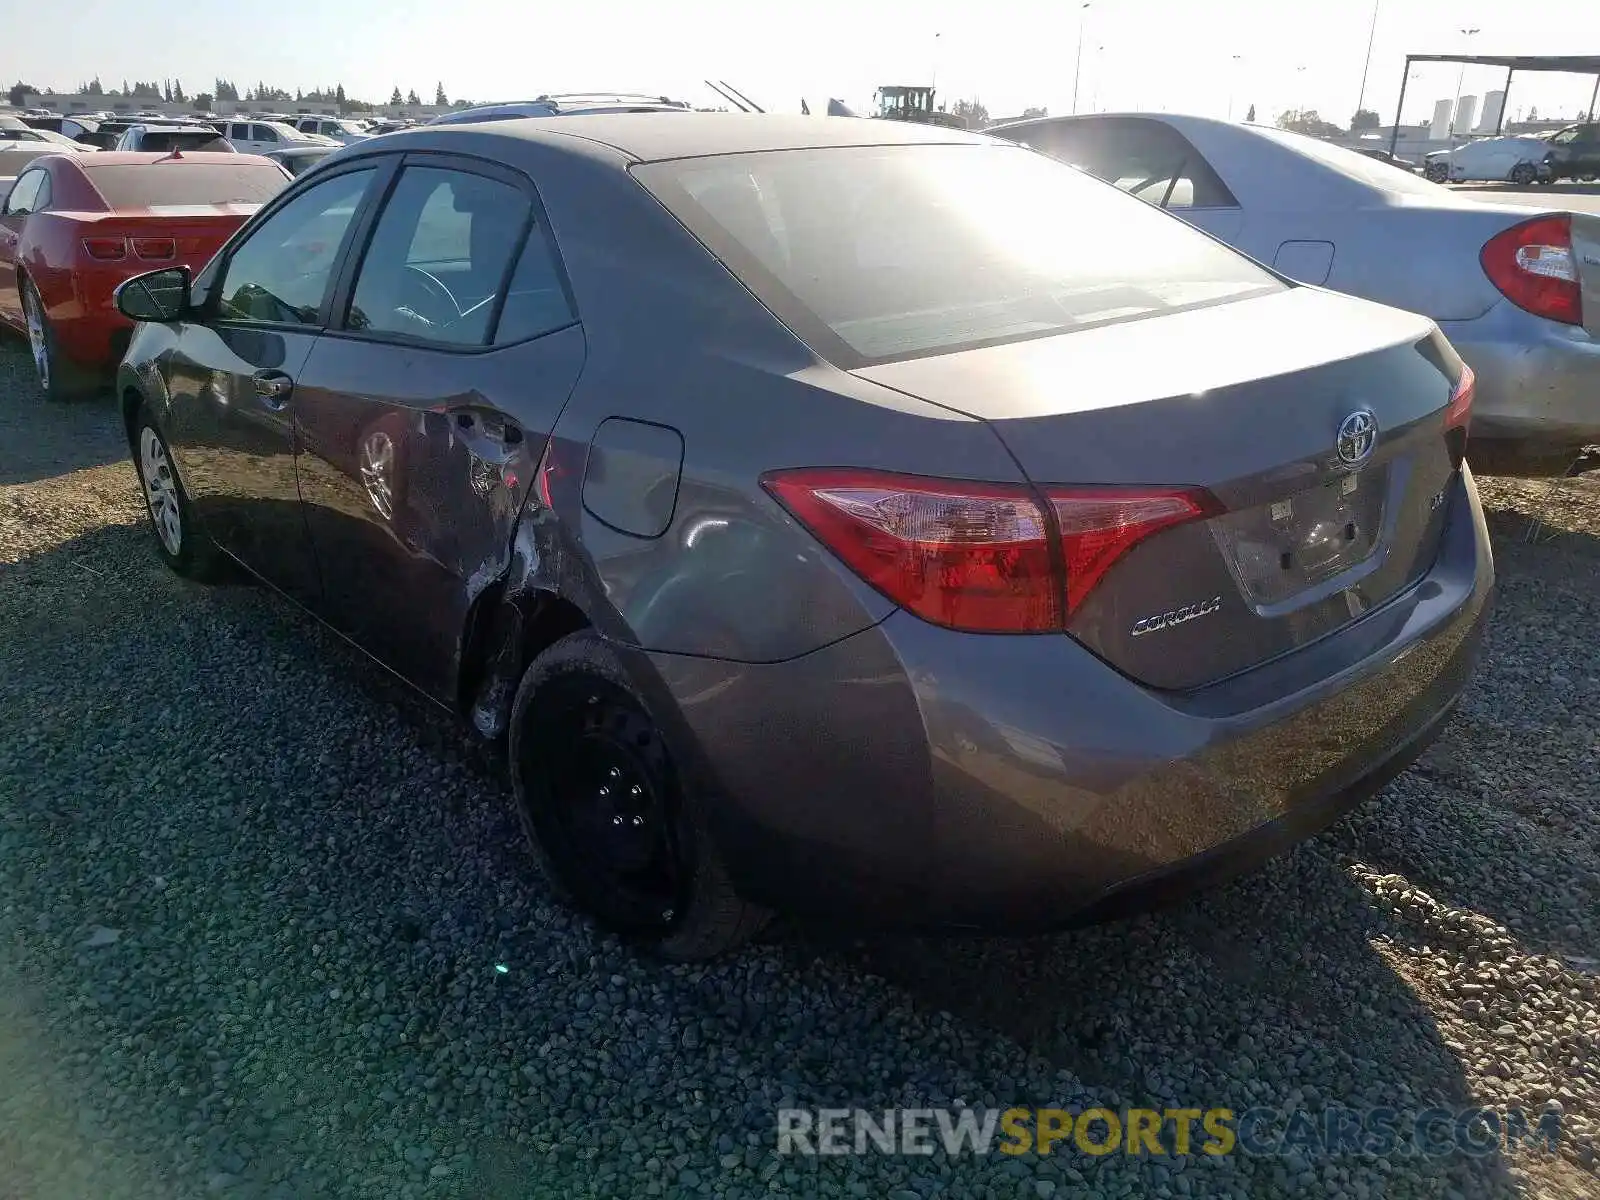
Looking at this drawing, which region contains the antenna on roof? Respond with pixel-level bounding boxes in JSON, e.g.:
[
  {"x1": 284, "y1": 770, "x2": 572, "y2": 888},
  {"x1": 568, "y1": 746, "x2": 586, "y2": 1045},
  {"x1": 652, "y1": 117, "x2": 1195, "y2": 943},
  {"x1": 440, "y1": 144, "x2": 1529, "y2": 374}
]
[
  {"x1": 719, "y1": 82, "x2": 763, "y2": 113},
  {"x1": 703, "y1": 80, "x2": 749, "y2": 111}
]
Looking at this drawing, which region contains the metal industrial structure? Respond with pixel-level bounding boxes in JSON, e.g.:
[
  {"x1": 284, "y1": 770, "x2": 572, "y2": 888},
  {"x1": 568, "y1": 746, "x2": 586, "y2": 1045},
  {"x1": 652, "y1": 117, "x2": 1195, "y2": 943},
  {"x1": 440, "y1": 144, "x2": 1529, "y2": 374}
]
[{"x1": 1388, "y1": 54, "x2": 1600, "y2": 157}]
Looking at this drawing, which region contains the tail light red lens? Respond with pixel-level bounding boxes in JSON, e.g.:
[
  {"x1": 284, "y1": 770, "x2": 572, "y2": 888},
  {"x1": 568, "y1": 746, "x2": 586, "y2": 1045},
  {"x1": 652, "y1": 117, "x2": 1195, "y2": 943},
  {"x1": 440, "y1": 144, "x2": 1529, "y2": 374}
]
[
  {"x1": 763, "y1": 469, "x2": 1215, "y2": 633},
  {"x1": 1047, "y1": 488, "x2": 1218, "y2": 614},
  {"x1": 1444, "y1": 363, "x2": 1475, "y2": 431},
  {"x1": 1443, "y1": 363, "x2": 1475, "y2": 468},
  {"x1": 1480, "y1": 214, "x2": 1582, "y2": 326},
  {"x1": 131, "y1": 237, "x2": 176, "y2": 260},
  {"x1": 81, "y1": 236, "x2": 128, "y2": 261}
]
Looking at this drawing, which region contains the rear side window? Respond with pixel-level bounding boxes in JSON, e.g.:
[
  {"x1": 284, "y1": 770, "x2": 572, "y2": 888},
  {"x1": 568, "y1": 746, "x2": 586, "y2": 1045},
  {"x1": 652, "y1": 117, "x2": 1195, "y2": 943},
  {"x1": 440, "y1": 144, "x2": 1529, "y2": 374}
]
[
  {"x1": 1000, "y1": 118, "x2": 1237, "y2": 209},
  {"x1": 635, "y1": 143, "x2": 1279, "y2": 366},
  {"x1": 3, "y1": 169, "x2": 45, "y2": 215},
  {"x1": 346, "y1": 166, "x2": 534, "y2": 347},
  {"x1": 83, "y1": 162, "x2": 289, "y2": 208},
  {"x1": 494, "y1": 231, "x2": 575, "y2": 344}
]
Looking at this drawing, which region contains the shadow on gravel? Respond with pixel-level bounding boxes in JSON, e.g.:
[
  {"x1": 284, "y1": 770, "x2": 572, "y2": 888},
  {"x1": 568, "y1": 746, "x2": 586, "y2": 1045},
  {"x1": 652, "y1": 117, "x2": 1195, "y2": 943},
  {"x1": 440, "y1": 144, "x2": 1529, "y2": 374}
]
[
  {"x1": 0, "y1": 342, "x2": 124, "y2": 485},
  {"x1": 0, "y1": 509, "x2": 1584, "y2": 1198}
]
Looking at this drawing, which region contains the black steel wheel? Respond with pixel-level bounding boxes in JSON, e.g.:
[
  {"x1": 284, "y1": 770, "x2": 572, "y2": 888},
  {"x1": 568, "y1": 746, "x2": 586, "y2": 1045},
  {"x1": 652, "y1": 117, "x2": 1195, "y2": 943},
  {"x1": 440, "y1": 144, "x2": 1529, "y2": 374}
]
[{"x1": 509, "y1": 630, "x2": 769, "y2": 959}]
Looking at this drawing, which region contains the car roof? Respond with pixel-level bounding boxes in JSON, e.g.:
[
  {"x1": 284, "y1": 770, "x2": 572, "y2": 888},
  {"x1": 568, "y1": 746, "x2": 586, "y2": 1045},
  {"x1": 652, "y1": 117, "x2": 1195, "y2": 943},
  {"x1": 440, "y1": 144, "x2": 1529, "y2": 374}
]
[{"x1": 390, "y1": 112, "x2": 991, "y2": 163}]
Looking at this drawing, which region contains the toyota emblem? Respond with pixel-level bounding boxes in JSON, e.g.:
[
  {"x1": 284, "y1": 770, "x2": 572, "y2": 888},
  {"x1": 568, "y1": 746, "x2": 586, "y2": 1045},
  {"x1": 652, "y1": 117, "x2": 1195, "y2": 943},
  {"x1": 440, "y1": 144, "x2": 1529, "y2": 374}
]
[{"x1": 1336, "y1": 410, "x2": 1378, "y2": 469}]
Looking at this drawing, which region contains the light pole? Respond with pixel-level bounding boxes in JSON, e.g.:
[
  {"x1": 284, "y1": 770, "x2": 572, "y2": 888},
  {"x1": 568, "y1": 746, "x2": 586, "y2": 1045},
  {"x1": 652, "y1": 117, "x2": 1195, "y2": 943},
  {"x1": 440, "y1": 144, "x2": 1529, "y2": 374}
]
[
  {"x1": 1354, "y1": 0, "x2": 1381, "y2": 123},
  {"x1": 931, "y1": 31, "x2": 941, "y2": 91},
  {"x1": 1450, "y1": 27, "x2": 1480, "y2": 138},
  {"x1": 1228, "y1": 54, "x2": 1243, "y2": 120},
  {"x1": 1071, "y1": 3, "x2": 1091, "y2": 115}
]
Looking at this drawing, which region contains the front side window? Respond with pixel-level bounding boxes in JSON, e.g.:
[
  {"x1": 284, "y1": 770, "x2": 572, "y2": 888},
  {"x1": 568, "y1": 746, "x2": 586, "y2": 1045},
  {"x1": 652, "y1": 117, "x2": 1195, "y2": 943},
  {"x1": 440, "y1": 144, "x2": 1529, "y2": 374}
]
[
  {"x1": 345, "y1": 166, "x2": 532, "y2": 346},
  {"x1": 216, "y1": 168, "x2": 375, "y2": 325},
  {"x1": 251, "y1": 125, "x2": 278, "y2": 144},
  {"x1": 636, "y1": 143, "x2": 1280, "y2": 366},
  {"x1": 2, "y1": 169, "x2": 45, "y2": 216}
]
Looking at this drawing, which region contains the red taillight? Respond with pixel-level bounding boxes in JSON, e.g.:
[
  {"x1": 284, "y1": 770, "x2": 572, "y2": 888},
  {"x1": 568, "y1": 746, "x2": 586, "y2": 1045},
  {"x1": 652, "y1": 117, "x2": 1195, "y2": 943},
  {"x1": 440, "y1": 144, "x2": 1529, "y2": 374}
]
[
  {"x1": 131, "y1": 237, "x2": 176, "y2": 260},
  {"x1": 762, "y1": 469, "x2": 1214, "y2": 632},
  {"x1": 1444, "y1": 363, "x2": 1475, "y2": 431},
  {"x1": 81, "y1": 236, "x2": 127, "y2": 261},
  {"x1": 1047, "y1": 488, "x2": 1217, "y2": 614},
  {"x1": 1480, "y1": 215, "x2": 1582, "y2": 326},
  {"x1": 1443, "y1": 363, "x2": 1475, "y2": 468}
]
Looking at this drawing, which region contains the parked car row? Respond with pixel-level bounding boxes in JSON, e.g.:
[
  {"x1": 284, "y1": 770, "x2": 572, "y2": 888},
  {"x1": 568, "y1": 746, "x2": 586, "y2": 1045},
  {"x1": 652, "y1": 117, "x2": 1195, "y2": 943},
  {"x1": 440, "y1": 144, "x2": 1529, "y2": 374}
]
[{"x1": 1421, "y1": 121, "x2": 1600, "y2": 185}]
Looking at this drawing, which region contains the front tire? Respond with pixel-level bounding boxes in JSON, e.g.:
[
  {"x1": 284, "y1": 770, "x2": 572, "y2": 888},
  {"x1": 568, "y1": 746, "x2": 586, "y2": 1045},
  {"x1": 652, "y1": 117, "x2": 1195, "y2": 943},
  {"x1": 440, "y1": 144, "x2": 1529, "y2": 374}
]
[
  {"x1": 1424, "y1": 161, "x2": 1449, "y2": 183},
  {"x1": 1509, "y1": 162, "x2": 1536, "y2": 186},
  {"x1": 509, "y1": 630, "x2": 769, "y2": 960},
  {"x1": 21, "y1": 278, "x2": 92, "y2": 402},
  {"x1": 132, "y1": 410, "x2": 225, "y2": 580}
]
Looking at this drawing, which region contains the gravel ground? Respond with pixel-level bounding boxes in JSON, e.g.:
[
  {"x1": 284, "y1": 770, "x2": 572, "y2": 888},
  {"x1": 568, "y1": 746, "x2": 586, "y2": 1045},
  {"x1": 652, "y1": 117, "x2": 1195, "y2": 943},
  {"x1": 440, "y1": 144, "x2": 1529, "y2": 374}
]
[{"x1": 1, "y1": 336, "x2": 1596, "y2": 1200}]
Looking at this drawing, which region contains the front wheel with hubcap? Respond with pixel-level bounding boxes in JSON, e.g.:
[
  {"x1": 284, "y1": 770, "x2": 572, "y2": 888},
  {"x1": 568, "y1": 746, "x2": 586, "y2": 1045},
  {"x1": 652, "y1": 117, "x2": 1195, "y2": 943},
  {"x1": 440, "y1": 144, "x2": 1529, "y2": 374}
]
[
  {"x1": 509, "y1": 631, "x2": 768, "y2": 960},
  {"x1": 1509, "y1": 162, "x2": 1537, "y2": 186},
  {"x1": 133, "y1": 412, "x2": 223, "y2": 580},
  {"x1": 21, "y1": 279, "x2": 90, "y2": 402}
]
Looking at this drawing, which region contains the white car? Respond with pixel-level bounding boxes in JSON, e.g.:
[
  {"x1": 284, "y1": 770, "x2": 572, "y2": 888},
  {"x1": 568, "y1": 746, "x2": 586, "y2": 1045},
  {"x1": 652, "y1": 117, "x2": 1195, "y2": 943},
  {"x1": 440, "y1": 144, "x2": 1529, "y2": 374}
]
[
  {"x1": 292, "y1": 116, "x2": 372, "y2": 145},
  {"x1": 216, "y1": 119, "x2": 339, "y2": 156},
  {"x1": 1422, "y1": 136, "x2": 1553, "y2": 185}
]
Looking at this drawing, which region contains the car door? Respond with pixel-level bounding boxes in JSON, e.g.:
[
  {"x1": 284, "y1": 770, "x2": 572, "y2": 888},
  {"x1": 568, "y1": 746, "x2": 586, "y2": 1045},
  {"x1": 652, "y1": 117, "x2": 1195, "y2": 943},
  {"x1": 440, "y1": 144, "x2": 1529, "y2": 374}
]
[
  {"x1": 1007, "y1": 117, "x2": 1246, "y2": 242},
  {"x1": 291, "y1": 154, "x2": 584, "y2": 700},
  {"x1": 159, "y1": 162, "x2": 386, "y2": 606},
  {"x1": 0, "y1": 167, "x2": 47, "y2": 325},
  {"x1": 1573, "y1": 125, "x2": 1600, "y2": 176}
]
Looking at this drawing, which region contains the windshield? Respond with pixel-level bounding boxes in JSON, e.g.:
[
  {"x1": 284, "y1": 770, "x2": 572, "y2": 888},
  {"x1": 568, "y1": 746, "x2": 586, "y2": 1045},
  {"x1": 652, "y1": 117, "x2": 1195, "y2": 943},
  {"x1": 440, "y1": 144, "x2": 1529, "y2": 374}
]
[
  {"x1": 635, "y1": 143, "x2": 1281, "y2": 366},
  {"x1": 1244, "y1": 125, "x2": 1446, "y2": 195},
  {"x1": 84, "y1": 162, "x2": 289, "y2": 208}
]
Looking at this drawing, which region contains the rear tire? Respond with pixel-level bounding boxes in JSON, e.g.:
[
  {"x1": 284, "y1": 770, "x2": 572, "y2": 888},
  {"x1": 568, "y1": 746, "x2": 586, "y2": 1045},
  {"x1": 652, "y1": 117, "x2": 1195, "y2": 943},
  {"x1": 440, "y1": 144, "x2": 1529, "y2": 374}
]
[
  {"x1": 21, "y1": 278, "x2": 93, "y2": 402},
  {"x1": 509, "y1": 630, "x2": 769, "y2": 960},
  {"x1": 131, "y1": 408, "x2": 226, "y2": 580}
]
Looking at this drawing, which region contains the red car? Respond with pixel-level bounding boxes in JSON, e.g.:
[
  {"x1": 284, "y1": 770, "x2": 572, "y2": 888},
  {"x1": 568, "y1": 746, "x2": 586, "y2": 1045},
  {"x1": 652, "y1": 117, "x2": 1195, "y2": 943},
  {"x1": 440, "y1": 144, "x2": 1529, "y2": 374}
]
[{"x1": 0, "y1": 151, "x2": 290, "y2": 400}]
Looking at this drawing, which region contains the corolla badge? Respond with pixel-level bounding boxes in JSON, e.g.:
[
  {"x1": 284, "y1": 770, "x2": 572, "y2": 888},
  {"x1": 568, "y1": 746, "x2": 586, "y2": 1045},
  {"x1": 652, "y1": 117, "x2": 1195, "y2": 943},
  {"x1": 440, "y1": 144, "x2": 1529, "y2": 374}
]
[
  {"x1": 1336, "y1": 410, "x2": 1378, "y2": 469},
  {"x1": 1131, "y1": 595, "x2": 1223, "y2": 638}
]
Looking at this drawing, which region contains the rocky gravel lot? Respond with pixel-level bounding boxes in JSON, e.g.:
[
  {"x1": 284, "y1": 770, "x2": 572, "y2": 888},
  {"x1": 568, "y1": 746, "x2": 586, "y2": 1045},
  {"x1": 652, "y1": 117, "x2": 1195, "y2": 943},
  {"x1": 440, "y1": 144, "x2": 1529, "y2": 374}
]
[{"x1": 1, "y1": 336, "x2": 1597, "y2": 1200}]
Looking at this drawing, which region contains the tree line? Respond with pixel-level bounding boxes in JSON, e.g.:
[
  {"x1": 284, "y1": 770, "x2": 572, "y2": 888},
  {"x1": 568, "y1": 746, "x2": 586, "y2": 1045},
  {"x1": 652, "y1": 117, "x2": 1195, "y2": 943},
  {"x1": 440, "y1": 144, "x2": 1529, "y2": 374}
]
[{"x1": 8, "y1": 78, "x2": 467, "y2": 112}]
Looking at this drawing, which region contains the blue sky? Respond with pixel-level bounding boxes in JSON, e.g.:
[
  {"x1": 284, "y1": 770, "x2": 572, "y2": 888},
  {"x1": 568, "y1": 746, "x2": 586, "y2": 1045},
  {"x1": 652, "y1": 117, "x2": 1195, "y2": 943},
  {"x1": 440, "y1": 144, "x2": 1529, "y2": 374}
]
[{"x1": 12, "y1": 0, "x2": 1600, "y2": 125}]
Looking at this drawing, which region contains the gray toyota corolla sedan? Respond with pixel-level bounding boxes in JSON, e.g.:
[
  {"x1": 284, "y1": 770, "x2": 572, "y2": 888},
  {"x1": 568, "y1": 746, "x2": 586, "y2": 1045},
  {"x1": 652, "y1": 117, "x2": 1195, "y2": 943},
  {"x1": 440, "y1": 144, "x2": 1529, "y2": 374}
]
[{"x1": 112, "y1": 114, "x2": 1493, "y2": 959}]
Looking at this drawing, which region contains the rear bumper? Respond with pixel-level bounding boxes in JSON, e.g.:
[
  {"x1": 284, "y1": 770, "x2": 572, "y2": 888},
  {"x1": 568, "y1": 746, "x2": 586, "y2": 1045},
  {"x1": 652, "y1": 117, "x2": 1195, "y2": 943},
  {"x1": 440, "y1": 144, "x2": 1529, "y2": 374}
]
[
  {"x1": 1441, "y1": 300, "x2": 1600, "y2": 455},
  {"x1": 648, "y1": 467, "x2": 1493, "y2": 931}
]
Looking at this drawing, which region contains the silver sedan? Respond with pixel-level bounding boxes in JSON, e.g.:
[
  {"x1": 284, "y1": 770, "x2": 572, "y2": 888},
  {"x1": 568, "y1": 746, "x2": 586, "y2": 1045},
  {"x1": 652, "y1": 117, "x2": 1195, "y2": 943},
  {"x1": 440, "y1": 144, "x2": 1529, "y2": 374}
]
[{"x1": 989, "y1": 113, "x2": 1600, "y2": 476}]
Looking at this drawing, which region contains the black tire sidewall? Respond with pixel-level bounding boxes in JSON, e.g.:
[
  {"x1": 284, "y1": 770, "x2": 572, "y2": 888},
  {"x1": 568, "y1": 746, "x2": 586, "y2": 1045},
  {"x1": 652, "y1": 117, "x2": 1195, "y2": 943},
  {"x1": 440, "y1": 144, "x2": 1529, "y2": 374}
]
[
  {"x1": 508, "y1": 629, "x2": 763, "y2": 958},
  {"x1": 22, "y1": 278, "x2": 98, "y2": 402}
]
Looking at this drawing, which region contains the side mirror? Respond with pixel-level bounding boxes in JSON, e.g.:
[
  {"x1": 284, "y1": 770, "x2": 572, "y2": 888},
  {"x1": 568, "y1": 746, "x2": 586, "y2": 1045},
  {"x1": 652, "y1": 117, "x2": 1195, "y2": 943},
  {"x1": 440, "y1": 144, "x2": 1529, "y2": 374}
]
[{"x1": 115, "y1": 267, "x2": 191, "y2": 322}]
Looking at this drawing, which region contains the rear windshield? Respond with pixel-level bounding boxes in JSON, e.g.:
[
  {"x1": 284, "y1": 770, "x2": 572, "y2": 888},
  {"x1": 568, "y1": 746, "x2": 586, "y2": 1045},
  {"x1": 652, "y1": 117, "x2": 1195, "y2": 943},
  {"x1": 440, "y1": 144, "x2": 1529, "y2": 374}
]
[
  {"x1": 634, "y1": 143, "x2": 1282, "y2": 366},
  {"x1": 141, "y1": 131, "x2": 233, "y2": 153},
  {"x1": 85, "y1": 162, "x2": 288, "y2": 208}
]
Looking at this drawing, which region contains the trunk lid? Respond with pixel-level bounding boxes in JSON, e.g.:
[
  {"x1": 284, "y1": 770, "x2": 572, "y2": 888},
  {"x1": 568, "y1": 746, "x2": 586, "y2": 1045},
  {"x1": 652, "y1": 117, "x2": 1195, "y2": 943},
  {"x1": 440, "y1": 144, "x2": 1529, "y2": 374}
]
[
  {"x1": 853, "y1": 287, "x2": 1463, "y2": 690},
  {"x1": 68, "y1": 207, "x2": 255, "y2": 272}
]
